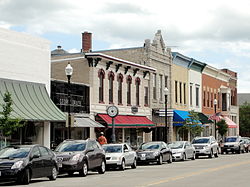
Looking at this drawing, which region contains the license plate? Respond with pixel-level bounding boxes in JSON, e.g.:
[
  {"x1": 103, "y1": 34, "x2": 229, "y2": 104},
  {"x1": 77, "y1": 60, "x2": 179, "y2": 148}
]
[
  {"x1": 227, "y1": 149, "x2": 231, "y2": 151},
  {"x1": 141, "y1": 157, "x2": 146, "y2": 160},
  {"x1": 58, "y1": 163, "x2": 62, "y2": 168}
]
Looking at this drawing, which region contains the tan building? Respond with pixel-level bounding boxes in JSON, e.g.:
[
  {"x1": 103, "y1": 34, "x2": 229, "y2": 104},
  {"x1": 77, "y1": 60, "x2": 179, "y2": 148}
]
[{"x1": 51, "y1": 41, "x2": 156, "y2": 147}]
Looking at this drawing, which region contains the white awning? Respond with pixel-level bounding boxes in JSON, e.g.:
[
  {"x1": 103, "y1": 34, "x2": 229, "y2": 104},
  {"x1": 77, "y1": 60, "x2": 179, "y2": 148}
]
[{"x1": 73, "y1": 117, "x2": 104, "y2": 128}]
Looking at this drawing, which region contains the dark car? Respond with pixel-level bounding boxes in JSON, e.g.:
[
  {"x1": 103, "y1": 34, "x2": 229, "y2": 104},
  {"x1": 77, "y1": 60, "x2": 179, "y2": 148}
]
[
  {"x1": 54, "y1": 139, "x2": 106, "y2": 177},
  {"x1": 0, "y1": 145, "x2": 58, "y2": 185},
  {"x1": 136, "y1": 141, "x2": 172, "y2": 165},
  {"x1": 241, "y1": 137, "x2": 250, "y2": 153},
  {"x1": 221, "y1": 136, "x2": 245, "y2": 154}
]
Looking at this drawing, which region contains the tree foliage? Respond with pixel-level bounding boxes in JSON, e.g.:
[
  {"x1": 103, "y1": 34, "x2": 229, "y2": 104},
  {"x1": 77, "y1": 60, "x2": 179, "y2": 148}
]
[
  {"x1": 239, "y1": 102, "x2": 250, "y2": 136},
  {"x1": 179, "y1": 110, "x2": 204, "y2": 138},
  {"x1": 216, "y1": 119, "x2": 228, "y2": 138},
  {"x1": 0, "y1": 92, "x2": 23, "y2": 137}
]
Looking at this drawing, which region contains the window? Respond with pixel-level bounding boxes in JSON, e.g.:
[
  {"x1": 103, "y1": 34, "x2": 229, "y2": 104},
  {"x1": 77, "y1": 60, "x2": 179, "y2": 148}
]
[
  {"x1": 184, "y1": 83, "x2": 186, "y2": 104},
  {"x1": 108, "y1": 71, "x2": 114, "y2": 103},
  {"x1": 165, "y1": 76, "x2": 168, "y2": 88},
  {"x1": 39, "y1": 146, "x2": 49, "y2": 156},
  {"x1": 31, "y1": 147, "x2": 41, "y2": 158},
  {"x1": 196, "y1": 86, "x2": 199, "y2": 107},
  {"x1": 98, "y1": 69, "x2": 105, "y2": 103},
  {"x1": 190, "y1": 84, "x2": 193, "y2": 106},
  {"x1": 153, "y1": 73, "x2": 157, "y2": 99},
  {"x1": 175, "y1": 81, "x2": 178, "y2": 103},
  {"x1": 217, "y1": 92, "x2": 220, "y2": 108},
  {"x1": 203, "y1": 91, "x2": 206, "y2": 107},
  {"x1": 144, "y1": 87, "x2": 149, "y2": 106},
  {"x1": 207, "y1": 92, "x2": 210, "y2": 107},
  {"x1": 127, "y1": 76, "x2": 132, "y2": 105},
  {"x1": 135, "y1": 77, "x2": 140, "y2": 106},
  {"x1": 179, "y1": 82, "x2": 182, "y2": 104},
  {"x1": 117, "y1": 74, "x2": 123, "y2": 104},
  {"x1": 159, "y1": 75, "x2": 163, "y2": 101},
  {"x1": 211, "y1": 93, "x2": 213, "y2": 108}
]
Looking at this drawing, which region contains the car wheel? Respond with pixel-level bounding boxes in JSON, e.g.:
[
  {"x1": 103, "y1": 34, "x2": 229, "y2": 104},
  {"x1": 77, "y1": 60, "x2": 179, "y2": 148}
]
[
  {"x1": 208, "y1": 150, "x2": 213, "y2": 158},
  {"x1": 79, "y1": 161, "x2": 88, "y2": 177},
  {"x1": 181, "y1": 153, "x2": 186, "y2": 161},
  {"x1": 120, "y1": 159, "x2": 126, "y2": 170},
  {"x1": 48, "y1": 166, "x2": 57, "y2": 180},
  {"x1": 157, "y1": 155, "x2": 163, "y2": 165},
  {"x1": 131, "y1": 159, "x2": 137, "y2": 169},
  {"x1": 19, "y1": 168, "x2": 30, "y2": 185},
  {"x1": 167, "y1": 154, "x2": 172, "y2": 164},
  {"x1": 195, "y1": 155, "x2": 199, "y2": 159},
  {"x1": 238, "y1": 148, "x2": 241, "y2": 154},
  {"x1": 191, "y1": 152, "x2": 196, "y2": 160},
  {"x1": 98, "y1": 160, "x2": 106, "y2": 174}
]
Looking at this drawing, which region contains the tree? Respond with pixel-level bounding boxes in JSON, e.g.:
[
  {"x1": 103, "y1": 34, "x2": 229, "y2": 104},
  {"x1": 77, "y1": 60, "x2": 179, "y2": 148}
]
[
  {"x1": 239, "y1": 102, "x2": 250, "y2": 136},
  {"x1": 0, "y1": 91, "x2": 23, "y2": 146},
  {"x1": 216, "y1": 119, "x2": 228, "y2": 139},
  {"x1": 178, "y1": 110, "x2": 204, "y2": 140}
]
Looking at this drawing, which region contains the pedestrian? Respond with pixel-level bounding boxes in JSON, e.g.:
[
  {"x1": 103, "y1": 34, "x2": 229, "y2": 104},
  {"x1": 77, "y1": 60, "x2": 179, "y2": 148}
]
[{"x1": 98, "y1": 132, "x2": 107, "y2": 145}]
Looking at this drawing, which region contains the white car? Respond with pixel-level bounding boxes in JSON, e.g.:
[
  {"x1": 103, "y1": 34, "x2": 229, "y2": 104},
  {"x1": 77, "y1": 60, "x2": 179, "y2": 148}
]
[
  {"x1": 168, "y1": 141, "x2": 196, "y2": 161},
  {"x1": 103, "y1": 143, "x2": 137, "y2": 170}
]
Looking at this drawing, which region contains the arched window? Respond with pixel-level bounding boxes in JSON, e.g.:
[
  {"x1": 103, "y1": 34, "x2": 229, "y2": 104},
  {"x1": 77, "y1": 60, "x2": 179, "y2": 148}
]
[
  {"x1": 135, "y1": 77, "x2": 141, "y2": 106},
  {"x1": 108, "y1": 71, "x2": 115, "y2": 103},
  {"x1": 127, "y1": 76, "x2": 132, "y2": 105},
  {"x1": 117, "y1": 73, "x2": 123, "y2": 104},
  {"x1": 98, "y1": 69, "x2": 105, "y2": 103}
]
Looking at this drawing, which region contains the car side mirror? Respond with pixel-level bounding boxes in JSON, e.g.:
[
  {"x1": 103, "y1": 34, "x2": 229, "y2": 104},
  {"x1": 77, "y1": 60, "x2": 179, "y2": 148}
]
[
  {"x1": 31, "y1": 154, "x2": 40, "y2": 160},
  {"x1": 124, "y1": 149, "x2": 129, "y2": 152}
]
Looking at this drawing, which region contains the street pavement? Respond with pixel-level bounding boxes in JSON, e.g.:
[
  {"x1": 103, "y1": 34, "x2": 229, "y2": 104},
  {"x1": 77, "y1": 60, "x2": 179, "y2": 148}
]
[{"x1": 1, "y1": 153, "x2": 250, "y2": 187}]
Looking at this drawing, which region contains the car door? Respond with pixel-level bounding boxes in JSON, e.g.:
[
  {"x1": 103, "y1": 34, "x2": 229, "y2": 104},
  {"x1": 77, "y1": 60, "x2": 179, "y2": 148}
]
[
  {"x1": 30, "y1": 146, "x2": 43, "y2": 178},
  {"x1": 93, "y1": 140, "x2": 104, "y2": 167},
  {"x1": 126, "y1": 144, "x2": 136, "y2": 164},
  {"x1": 38, "y1": 146, "x2": 53, "y2": 176},
  {"x1": 123, "y1": 144, "x2": 131, "y2": 165},
  {"x1": 86, "y1": 141, "x2": 96, "y2": 169},
  {"x1": 185, "y1": 142, "x2": 192, "y2": 158},
  {"x1": 161, "y1": 143, "x2": 169, "y2": 161}
]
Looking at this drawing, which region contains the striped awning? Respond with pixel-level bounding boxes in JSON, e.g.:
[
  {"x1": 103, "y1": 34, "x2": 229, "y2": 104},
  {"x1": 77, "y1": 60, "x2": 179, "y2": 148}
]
[{"x1": 0, "y1": 78, "x2": 66, "y2": 121}]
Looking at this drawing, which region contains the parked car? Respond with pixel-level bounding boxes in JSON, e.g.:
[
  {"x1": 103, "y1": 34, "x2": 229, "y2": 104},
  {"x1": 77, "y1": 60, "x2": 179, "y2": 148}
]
[
  {"x1": 54, "y1": 139, "x2": 106, "y2": 177},
  {"x1": 168, "y1": 141, "x2": 196, "y2": 161},
  {"x1": 191, "y1": 136, "x2": 219, "y2": 158},
  {"x1": 0, "y1": 145, "x2": 58, "y2": 184},
  {"x1": 103, "y1": 143, "x2": 137, "y2": 170},
  {"x1": 240, "y1": 137, "x2": 250, "y2": 153},
  {"x1": 136, "y1": 141, "x2": 172, "y2": 165},
  {"x1": 220, "y1": 136, "x2": 245, "y2": 154}
]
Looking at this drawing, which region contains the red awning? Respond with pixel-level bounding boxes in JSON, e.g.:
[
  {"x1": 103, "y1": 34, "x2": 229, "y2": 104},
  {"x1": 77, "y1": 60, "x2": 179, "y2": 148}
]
[
  {"x1": 97, "y1": 114, "x2": 155, "y2": 128},
  {"x1": 222, "y1": 116, "x2": 237, "y2": 128}
]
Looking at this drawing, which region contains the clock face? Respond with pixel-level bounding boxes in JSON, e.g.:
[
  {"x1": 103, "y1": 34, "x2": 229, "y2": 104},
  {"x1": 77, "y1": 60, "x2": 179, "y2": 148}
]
[{"x1": 107, "y1": 106, "x2": 119, "y2": 117}]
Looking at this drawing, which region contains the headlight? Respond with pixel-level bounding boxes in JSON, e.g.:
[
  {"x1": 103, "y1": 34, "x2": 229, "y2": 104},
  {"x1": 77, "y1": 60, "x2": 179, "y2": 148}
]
[
  {"x1": 204, "y1": 145, "x2": 210, "y2": 149},
  {"x1": 153, "y1": 151, "x2": 160, "y2": 156},
  {"x1": 11, "y1": 161, "x2": 24, "y2": 169},
  {"x1": 71, "y1": 154, "x2": 81, "y2": 162}
]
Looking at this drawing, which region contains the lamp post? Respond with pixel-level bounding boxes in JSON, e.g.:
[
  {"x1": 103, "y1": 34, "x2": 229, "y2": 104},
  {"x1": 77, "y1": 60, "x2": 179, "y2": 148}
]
[
  {"x1": 65, "y1": 62, "x2": 73, "y2": 139},
  {"x1": 214, "y1": 99, "x2": 217, "y2": 140},
  {"x1": 164, "y1": 87, "x2": 169, "y2": 143}
]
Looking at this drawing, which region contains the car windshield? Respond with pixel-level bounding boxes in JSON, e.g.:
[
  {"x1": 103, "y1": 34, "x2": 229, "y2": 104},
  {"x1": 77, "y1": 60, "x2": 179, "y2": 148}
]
[
  {"x1": 169, "y1": 142, "x2": 184, "y2": 149},
  {"x1": 0, "y1": 147, "x2": 31, "y2": 159},
  {"x1": 192, "y1": 138, "x2": 210, "y2": 144},
  {"x1": 139, "y1": 142, "x2": 161, "y2": 150},
  {"x1": 225, "y1": 137, "x2": 237, "y2": 142},
  {"x1": 55, "y1": 142, "x2": 86, "y2": 152},
  {"x1": 103, "y1": 145, "x2": 122, "y2": 153}
]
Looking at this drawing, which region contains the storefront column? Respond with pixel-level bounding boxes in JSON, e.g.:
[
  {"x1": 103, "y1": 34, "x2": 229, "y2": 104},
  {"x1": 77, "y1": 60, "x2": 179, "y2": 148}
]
[
  {"x1": 90, "y1": 128, "x2": 96, "y2": 139},
  {"x1": 44, "y1": 122, "x2": 50, "y2": 148},
  {"x1": 122, "y1": 128, "x2": 125, "y2": 143},
  {"x1": 144, "y1": 131, "x2": 152, "y2": 142}
]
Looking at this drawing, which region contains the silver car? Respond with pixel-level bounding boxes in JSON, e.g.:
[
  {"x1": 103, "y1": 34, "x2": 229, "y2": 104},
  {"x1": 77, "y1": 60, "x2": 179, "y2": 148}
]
[
  {"x1": 103, "y1": 143, "x2": 137, "y2": 170},
  {"x1": 168, "y1": 141, "x2": 196, "y2": 161}
]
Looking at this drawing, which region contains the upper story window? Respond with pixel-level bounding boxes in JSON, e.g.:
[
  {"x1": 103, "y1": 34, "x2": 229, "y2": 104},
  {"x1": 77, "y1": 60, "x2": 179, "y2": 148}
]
[
  {"x1": 108, "y1": 71, "x2": 115, "y2": 104},
  {"x1": 135, "y1": 77, "x2": 141, "y2": 106},
  {"x1": 153, "y1": 73, "x2": 157, "y2": 100},
  {"x1": 196, "y1": 86, "x2": 199, "y2": 107},
  {"x1": 190, "y1": 84, "x2": 193, "y2": 106},
  {"x1": 184, "y1": 83, "x2": 186, "y2": 105},
  {"x1": 210, "y1": 92, "x2": 213, "y2": 108},
  {"x1": 179, "y1": 82, "x2": 182, "y2": 104},
  {"x1": 127, "y1": 75, "x2": 132, "y2": 105},
  {"x1": 159, "y1": 74, "x2": 163, "y2": 101},
  {"x1": 203, "y1": 91, "x2": 206, "y2": 107},
  {"x1": 165, "y1": 76, "x2": 168, "y2": 88},
  {"x1": 117, "y1": 73, "x2": 123, "y2": 105},
  {"x1": 175, "y1": 81, "x2": 178, "y2": 103},
  {"x1": 98, "y1": 69, "x2": 105, "y2": 103}
]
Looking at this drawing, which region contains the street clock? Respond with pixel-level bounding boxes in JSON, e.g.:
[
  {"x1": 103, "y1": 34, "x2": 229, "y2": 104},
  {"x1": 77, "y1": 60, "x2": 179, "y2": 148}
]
[{"x1": 107, "y1": 106, "x2": 119, "y2": 118}]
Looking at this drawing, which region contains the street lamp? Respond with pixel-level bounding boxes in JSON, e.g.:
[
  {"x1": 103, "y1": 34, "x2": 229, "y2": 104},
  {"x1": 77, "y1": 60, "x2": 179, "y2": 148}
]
[
  {"x1": 214, "y1": 99, "x2": 217, "y2": 140},
  {"x1": 164, "y1": 87, "x2": 169, "y2": 143},
  {"x1": 65, "y1": 62, "x2": 73, "y2": 139}
]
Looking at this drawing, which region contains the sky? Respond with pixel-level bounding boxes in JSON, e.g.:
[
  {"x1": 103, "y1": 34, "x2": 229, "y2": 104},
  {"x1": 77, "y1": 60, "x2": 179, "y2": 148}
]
[{"x1": 0, "y1": 0, "x2": 250, "y2": 92}]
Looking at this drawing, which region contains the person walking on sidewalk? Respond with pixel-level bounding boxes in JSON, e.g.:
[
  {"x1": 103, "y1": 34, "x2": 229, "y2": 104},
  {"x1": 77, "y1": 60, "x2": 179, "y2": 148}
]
[{"x1": 98, "y1": 132, "x2": 107, "y2": 145}]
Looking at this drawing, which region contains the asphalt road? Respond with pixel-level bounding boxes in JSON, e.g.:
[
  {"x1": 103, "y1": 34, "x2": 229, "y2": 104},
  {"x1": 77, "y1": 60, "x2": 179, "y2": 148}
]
[{"x1": 1, "y1": 153, "x2": 250, "y2": 187}]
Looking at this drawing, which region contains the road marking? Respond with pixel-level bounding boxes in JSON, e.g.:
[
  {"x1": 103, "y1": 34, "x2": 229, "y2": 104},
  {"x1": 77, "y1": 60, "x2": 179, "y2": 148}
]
[{"x1": 138, "y1": 160, "x2": 250, "y2": 187}]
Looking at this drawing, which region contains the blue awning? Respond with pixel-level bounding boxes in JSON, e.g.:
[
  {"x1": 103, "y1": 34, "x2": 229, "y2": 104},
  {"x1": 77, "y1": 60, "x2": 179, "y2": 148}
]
[{"x1": 173, "y1": 110, "x2": 202, "y2": 127}]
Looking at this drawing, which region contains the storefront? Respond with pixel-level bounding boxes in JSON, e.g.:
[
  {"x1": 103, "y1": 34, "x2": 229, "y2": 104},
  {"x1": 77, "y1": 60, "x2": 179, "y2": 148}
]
[
  {"x1": 96, "y1": 114, "x2": 155, "y2": 148},
  {"x1": 0, "y1": 78, "x2": 66, "y2": 148}
]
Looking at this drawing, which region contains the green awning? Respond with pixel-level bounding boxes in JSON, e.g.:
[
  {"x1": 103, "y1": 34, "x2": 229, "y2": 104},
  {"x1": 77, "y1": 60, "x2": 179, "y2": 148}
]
[
  {"x1": 0, "y1": 78, "x2": 66, "y2": 122},
  {"x1": 197, "y1": 113, "x2": 213, "y2": 124}
]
